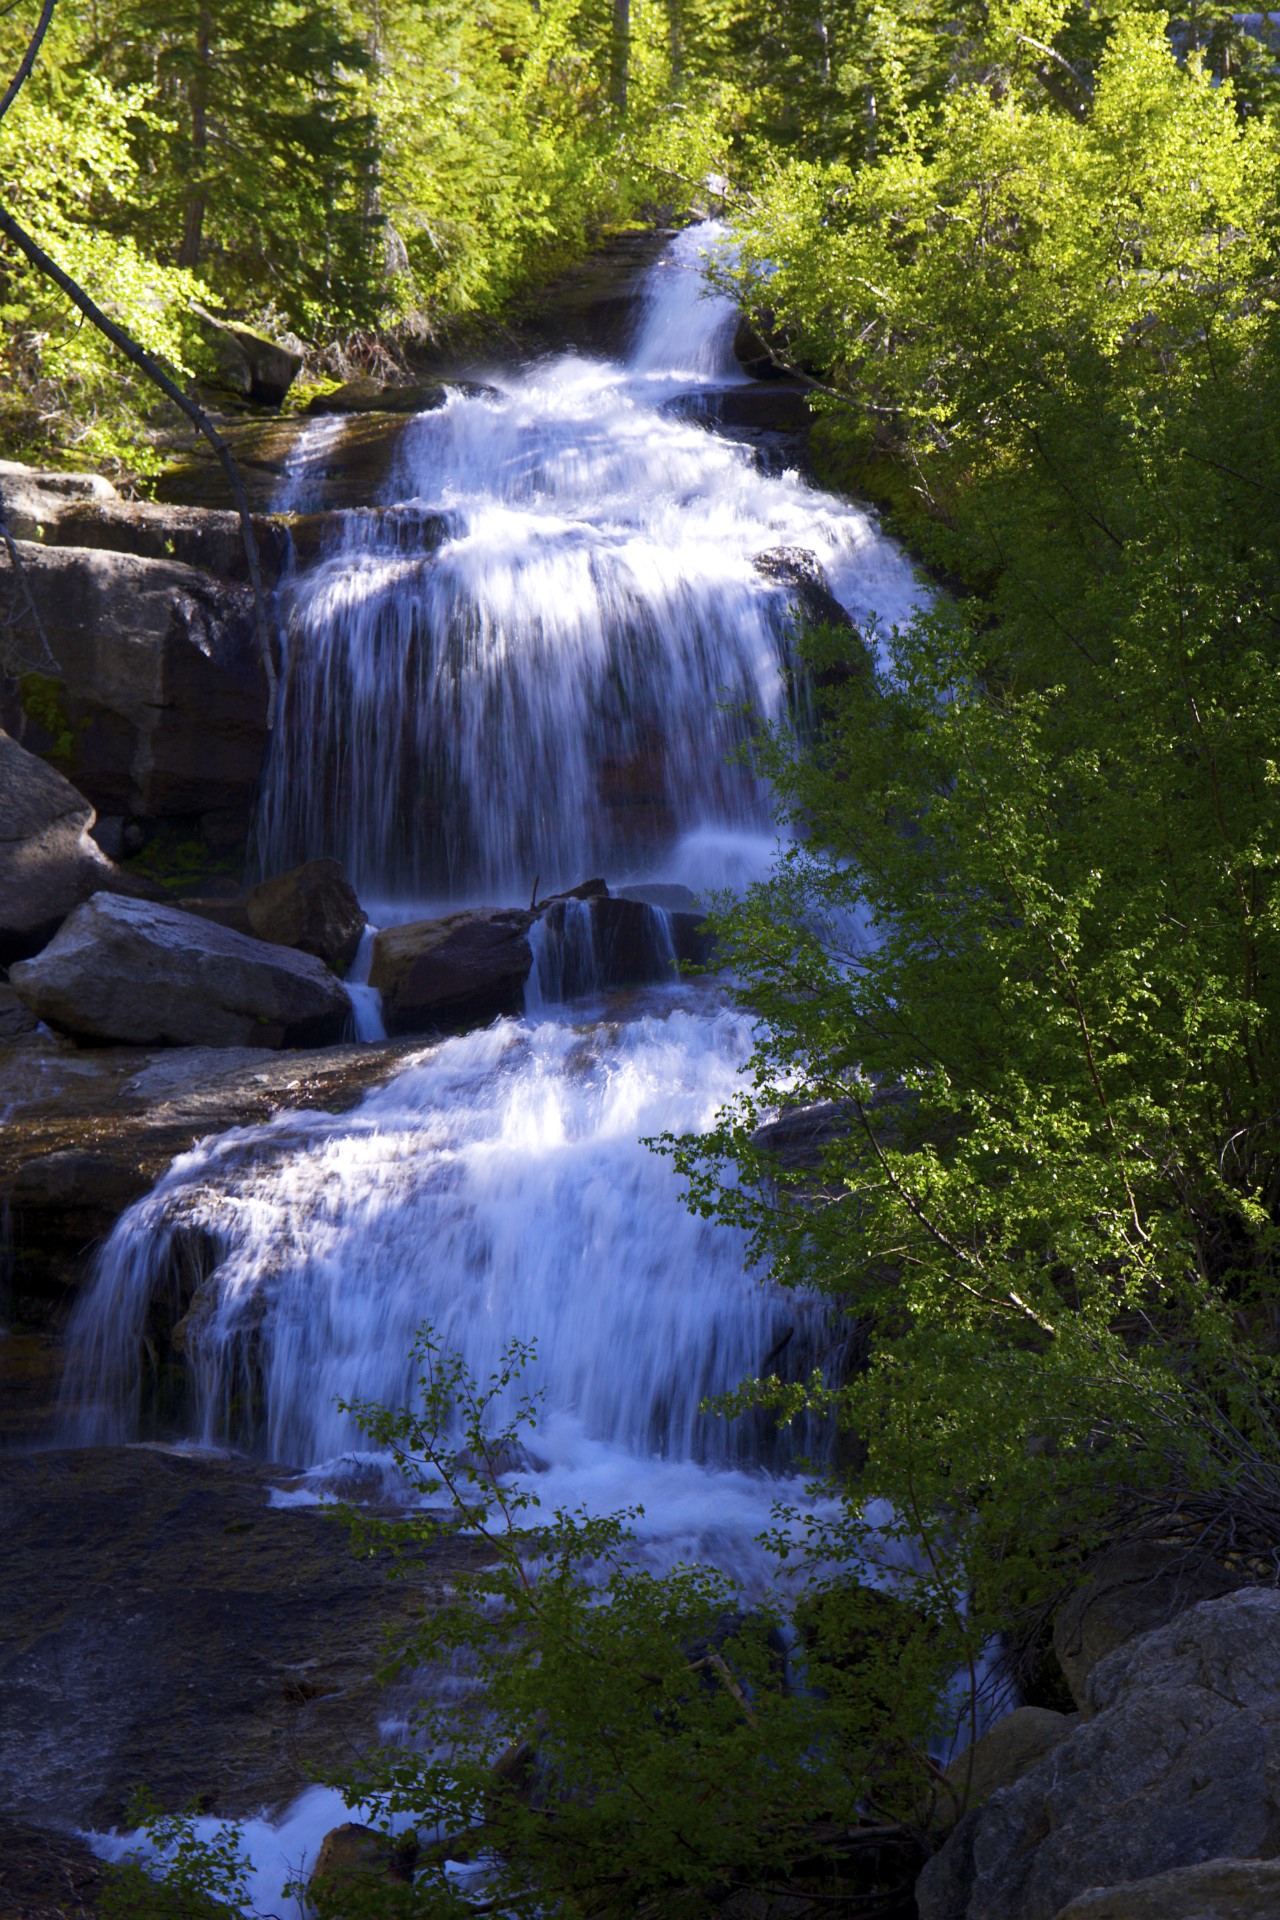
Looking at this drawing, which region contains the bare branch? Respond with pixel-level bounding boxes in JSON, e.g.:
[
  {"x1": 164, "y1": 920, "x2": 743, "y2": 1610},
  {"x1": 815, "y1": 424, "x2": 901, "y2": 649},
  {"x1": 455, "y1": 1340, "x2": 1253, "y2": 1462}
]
[{"x1": 0, "y1": 0, "x2": 56, "y2": 130}]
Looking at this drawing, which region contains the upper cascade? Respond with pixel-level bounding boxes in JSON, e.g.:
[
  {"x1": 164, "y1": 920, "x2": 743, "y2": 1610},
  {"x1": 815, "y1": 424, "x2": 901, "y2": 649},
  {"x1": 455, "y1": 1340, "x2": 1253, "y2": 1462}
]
[{"x1": 255, "y1": 223, "x2": 918, "y2": 910}]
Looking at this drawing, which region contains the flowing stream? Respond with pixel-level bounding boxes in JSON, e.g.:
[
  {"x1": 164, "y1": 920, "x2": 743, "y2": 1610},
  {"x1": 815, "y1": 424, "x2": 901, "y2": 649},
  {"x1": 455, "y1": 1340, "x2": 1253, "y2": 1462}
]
[{"x1": 63, "y1": 223, "x2": 920, "y2": 1583}]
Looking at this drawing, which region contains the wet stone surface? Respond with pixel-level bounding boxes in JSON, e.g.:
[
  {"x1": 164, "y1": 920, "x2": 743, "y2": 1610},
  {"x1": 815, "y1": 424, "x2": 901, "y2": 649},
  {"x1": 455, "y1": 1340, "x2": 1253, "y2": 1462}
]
[
  {"x1": 0, "y1": 1445, "x2": 488, "y2": 1832},
  {"x1": 0, "y1": 1034, "x2": 426, "y2": 1437}
]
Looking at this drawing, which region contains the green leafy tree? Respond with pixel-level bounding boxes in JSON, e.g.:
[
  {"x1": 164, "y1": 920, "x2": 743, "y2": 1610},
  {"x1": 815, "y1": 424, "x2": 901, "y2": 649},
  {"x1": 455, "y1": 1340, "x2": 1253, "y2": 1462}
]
[
  {"x1": 672, "y1": 9, "x2": 1280, "y2": 1647},
  {"x1": 90, "y1": 0, "x2": 380, "y2": 326}
]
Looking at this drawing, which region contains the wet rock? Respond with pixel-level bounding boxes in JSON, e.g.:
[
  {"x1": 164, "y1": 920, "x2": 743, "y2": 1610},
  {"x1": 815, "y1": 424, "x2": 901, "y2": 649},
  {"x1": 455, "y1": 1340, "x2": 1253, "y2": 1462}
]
[
  {"x1": 9, "y1": 894, "x2": 350, "y2": 1049},
  {"x1": 0, "y1": 459, "x2": 119, "y2": 540},
  {"x1": 0, "y1": 1820, "x2": 106, "y2": 1919},
  {"x1": 155, "y1": 413, "x2": 413, "y2": 513},
  {"x1": 753, "y1": 545, "x2": 858, "y2": 638},
  {"x1": 587, "y1": 895, "x2": 678, "y2": 987},
  {"x1": 0, "y1": 1036, "x2": 425, "y2": 1366},
  {"x1": 0, "y1": 983, "x2": 40, "y2": 1042},
  {"x1": 665, "y1": 385, "x2": 810, "y2": 435},
  {"x1": 0, "y1": 729, "x2": 148, "y2": 963},
  {"x1": 370, "y1": 908, "x2": 535, "y2": 1036},
  {"x1": 306, "y1": 375, "x2": 499, "y2": 414},
  {"x1": 1053, "y1": 1540, "x2": 1245, "y2": 1713},
  {"x1": 510, "y1": 227, "x2": 671, "y2": 358},
  {"x1": 750, "y1": 1100, "x2": 860, "y2": 1172},
  {"x1": 309, "y1": 1822, "x2": 418, "y2": 1899},
  {"x1": 0, "y1": 1446, "x2": 491, "y2": 1830},
  {"x1": 1052, "y1": 1858, "x2": 1280, "y2": 1919},
  {"x1": 617, "y1": 882, "x2": 702, "y2": 914},
  {"x1": 916, "y1": 1585, "x2": 1280, "y2": 1920},
  {"x1": 192, "y1": 304, "x2": 302, "y2": 407},
  {"x1": 243, "y1": 858, "x2": 366, "y2": 973},
  {"x1": 612, "y1": 889, "x2": 716, "y2": 965},
  {"x1": 1, "y1": 540, "x2": 267, "y2": 828},
  {"x1": 52, "y1": 498, "x2": 292, "y2": 584},
  {"x1": 670, "y1": 909, "x2": 718, "y2": 968}
]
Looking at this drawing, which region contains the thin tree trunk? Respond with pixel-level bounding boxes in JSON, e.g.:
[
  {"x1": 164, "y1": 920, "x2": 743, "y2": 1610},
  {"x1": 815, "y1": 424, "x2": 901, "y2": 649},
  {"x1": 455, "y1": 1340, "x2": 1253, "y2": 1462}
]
[
  {"x1": 610, "y1": 0, "x2": 629, "y2": 112},
  {"x1": 668, "y1": 0, "x2": 683, "y2": 83},
  {"x1": 178, "y1": 3, "x2": 211, "y2": 269}
]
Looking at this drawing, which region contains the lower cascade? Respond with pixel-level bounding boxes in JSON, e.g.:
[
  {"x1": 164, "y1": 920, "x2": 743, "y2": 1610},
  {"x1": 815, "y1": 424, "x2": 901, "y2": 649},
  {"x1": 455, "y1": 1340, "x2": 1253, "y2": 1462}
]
[{"x1": 61, "y1": 222, "x2": 918, "y2": 1577}]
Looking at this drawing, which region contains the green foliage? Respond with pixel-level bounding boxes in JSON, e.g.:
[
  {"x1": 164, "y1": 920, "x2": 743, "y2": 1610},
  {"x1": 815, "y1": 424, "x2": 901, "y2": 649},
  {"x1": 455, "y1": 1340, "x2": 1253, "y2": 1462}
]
[
  {"x1": 92, "y1": 0, "x2": 379, "y2": 327},
  {"x1": 98, "y1": 1790, "x2": 254, "y2": 1920},
  {"x1": 0, "y1": 14, "x2": 214, "y2": 470},
  {"x1": 669, "y1": 5, "x2": 1280, "y2": 1642},
  {"x1": 327, "y1": 1330, "x2": 943, "y2": 1917}
]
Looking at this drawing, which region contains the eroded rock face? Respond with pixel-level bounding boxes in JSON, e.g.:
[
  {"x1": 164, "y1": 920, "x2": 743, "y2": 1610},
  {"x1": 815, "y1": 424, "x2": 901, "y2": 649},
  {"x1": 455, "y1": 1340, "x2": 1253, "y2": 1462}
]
[
  {"x1": 4, "y1": 540, "x2": 268, "y2": 829},
  {"x1": 155, "y1": 413, "x2": 413, "y2": 513},
  {"x1": 917, "y1": 1585, "x2": 1280, "y2": 1920},
  {"x1": 0, "y1": 1447, "x2": 490, "y2": 1831},
  {"x1": 0, "y1": 459, "x2": 120, "y2": 540},
  {"x1": 0, "y1": 1035, "x2": 425, "y2": 1383},
  {"x1": 52, "y1": 498, "x2": 292, "y2": 584},
  {"x1": 0, "y1": 729, "x2": 146, "y2": 962},
  {"x1": 9, "y1": 893, "x2": 350, "y2": 1049},
  {"x1": 370, "y1": 908, "x2": 535, "y2": 1035}
]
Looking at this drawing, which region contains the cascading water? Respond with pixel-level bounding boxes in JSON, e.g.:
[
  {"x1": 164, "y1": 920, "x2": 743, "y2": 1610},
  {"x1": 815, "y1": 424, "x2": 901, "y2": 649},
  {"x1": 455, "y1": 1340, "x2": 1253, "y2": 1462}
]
[
  {"x1": 254, "y1": 222, "x2": 917, "y2": 908},
  {"x1": 61, "y1": 221, "x2": 921, "y2": 1582}
]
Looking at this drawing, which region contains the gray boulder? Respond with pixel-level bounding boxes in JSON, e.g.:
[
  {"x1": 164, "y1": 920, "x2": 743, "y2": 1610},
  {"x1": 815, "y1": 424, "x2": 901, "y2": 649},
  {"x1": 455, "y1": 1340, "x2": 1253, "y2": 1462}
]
[
  {"x1": 917, "y1": 1585, "x2": 1280, "y2": 1920},
  {"x1": 940, "y1": 1706, "x2": 1078, "y2": 1816},
  {"x1": 0, "y1": 729, "x2": 143, "y2": 962},
  {"x1": 370, "y1": 909, "x2": 535, "y2": 1035},
  {"x1": 1053, "y1": 1539, "x2": 1243, "y2": 1712},
  {"x1": 192, "y1": 304, "x2": 302, "y2": 407},
  {"x1": 9, "y1": 893, "x2": 349, "y2": 1048},
  {"x1": 2, "y1": 540, "x2": 268, "y2": 838},
  {"x1": 245, "y1": 857, "x2": 366, "y2": 972}
]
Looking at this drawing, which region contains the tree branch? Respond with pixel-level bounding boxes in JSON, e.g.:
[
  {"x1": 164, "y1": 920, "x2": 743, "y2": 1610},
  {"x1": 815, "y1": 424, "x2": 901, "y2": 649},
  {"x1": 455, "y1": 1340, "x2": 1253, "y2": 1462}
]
[
  {"x1": 0, "y1": 0, "x2": 56, "y2": 129},
  {"x1": 0, "y1": 0, "x2": 281, "y2": 722}
]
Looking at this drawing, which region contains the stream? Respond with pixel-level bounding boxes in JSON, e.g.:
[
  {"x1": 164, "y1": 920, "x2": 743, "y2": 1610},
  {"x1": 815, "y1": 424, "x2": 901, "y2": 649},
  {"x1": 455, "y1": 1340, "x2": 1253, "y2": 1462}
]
[{"x1": 62, "y1": 222, "x2": 924, "y2": 1901}]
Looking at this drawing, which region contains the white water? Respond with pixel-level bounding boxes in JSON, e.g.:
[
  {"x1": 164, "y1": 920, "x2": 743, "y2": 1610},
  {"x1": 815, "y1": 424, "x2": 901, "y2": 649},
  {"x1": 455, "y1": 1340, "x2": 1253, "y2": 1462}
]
[
  {"x1": 63, "y1": 222, "x2": 921, "y2": 1582},
  {"x1": 255, "y1": 222, "x2": 918, "y2": 904}
]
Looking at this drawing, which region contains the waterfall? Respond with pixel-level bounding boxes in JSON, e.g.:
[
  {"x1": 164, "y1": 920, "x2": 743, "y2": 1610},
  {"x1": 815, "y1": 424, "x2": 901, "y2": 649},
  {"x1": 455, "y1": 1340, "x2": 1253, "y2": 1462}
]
[
  {"x1": 254, "y1": 221, "x2": 918, "y2": 909},
  {"x1": 61, "y1": 222, "x2": 921, "y2": 1579}
]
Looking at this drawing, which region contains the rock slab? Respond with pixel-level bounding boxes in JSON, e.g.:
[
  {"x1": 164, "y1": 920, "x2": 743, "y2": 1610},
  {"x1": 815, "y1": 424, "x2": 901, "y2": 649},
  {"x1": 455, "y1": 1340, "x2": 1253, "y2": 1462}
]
[
  {"x1": 10, "y1": 893, "x2": 350, "y2": 1048},
  {"x1": 4, "y1": 539, "x2": 266, "y2": 832},
  {"x1": 0, "y1": 1447, "x2": 489, "y2": 1832}
]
